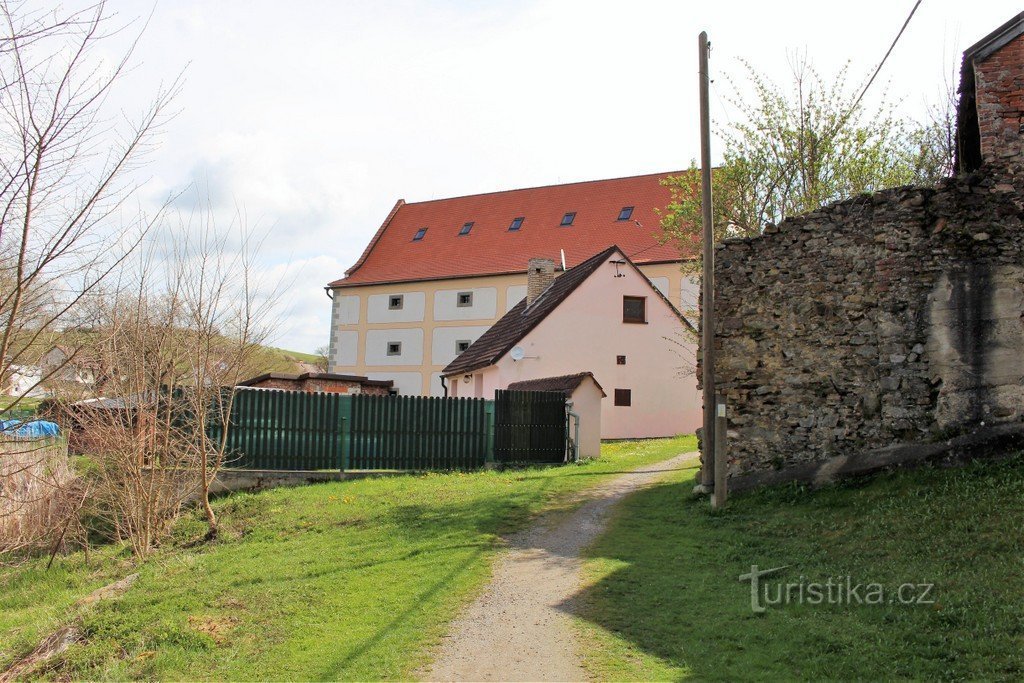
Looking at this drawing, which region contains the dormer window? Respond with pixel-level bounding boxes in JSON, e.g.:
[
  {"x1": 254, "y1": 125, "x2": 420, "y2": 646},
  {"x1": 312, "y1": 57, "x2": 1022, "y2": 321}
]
[
  {"x1": 508, "y1": 217, "x2": 524, "y2": 231},
  {"x1": 412, "y1": 227, "x2": 427, "y2": 241},
  {"x1": 618, "y1": 206, "x2": 634, "y2": 221},
  {"x1": 560, "y1": 212, "x2": 576, "y2": 226},
  {"x1": 459, "y1": 222, "x2": 474, "y2": 236}
]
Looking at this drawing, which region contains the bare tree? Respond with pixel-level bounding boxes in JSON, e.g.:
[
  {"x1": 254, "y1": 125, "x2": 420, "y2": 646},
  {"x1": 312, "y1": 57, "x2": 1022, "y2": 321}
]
[
  {"x1": 75, "y1": 212, "x2": 277, "y2": 556},
  {"x1": 0, "y1": 1, "x2": 178, "y2": 562},
  {"x1": 0, "y1": 0, "x2": 178, "y2": 414}
]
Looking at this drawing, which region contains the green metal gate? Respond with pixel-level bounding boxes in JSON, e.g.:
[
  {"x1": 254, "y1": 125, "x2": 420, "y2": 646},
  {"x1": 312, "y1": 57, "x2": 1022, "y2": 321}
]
[{"x1": 493, "y1": 389, "x2": 568, "y2": 464}]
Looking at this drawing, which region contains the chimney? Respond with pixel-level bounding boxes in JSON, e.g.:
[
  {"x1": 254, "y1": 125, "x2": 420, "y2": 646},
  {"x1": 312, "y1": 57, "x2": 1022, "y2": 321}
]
[{"x1": 526, "y1": 258, "x2": 556, "y2": 306}]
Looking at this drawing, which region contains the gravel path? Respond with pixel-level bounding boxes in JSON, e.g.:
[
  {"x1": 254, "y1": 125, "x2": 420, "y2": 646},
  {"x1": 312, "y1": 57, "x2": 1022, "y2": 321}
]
[{"x1": 425, "y1": 451, "x2": 698, "y2": 682}]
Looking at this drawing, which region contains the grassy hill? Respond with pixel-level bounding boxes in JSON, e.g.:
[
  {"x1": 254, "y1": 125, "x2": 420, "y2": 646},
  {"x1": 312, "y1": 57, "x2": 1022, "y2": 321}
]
[{"x1": 256, "y1": 346, "x2": 324, "y2": 374}]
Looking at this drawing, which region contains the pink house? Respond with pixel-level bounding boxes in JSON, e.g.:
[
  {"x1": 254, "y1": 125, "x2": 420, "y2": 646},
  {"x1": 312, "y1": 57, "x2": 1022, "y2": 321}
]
[{"x1": 441, "y1": 246, "x2": 701, "y2": 439}]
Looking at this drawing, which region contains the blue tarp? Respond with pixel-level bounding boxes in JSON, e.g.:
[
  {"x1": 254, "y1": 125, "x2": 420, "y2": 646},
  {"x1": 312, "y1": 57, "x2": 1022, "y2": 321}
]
[{"x1": 0, "y1": 418, "x2": 61, "y2": 438}]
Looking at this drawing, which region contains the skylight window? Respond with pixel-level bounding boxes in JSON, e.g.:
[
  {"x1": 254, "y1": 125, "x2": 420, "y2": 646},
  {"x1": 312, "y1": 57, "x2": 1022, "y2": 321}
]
[
  {"x1": 560, "y1": 212, "x2": 576, "y2": 226},
  {"x1": 508, "y1": 217, "x2": 524, "y2": 232},
  {"x1": 618, "y1": 206, "x2": 634, "y2": 221},
  {"x1": 459, "y1": 222, "x2": 474, "y2": 236},
  {"x1": 412, "y1": 227, "x2": 427, "y2": 241}
]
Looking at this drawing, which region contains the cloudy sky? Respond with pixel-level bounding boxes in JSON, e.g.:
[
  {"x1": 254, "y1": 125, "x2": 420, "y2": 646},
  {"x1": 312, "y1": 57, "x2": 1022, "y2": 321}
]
[{"x1": 85, "y1": 0, "x2": 1021, "y2": 352}]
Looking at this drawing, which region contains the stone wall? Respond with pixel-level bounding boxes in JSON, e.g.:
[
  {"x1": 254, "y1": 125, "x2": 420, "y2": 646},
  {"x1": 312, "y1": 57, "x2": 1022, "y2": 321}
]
[{"x1": 706, "y1": 164, "x2": 1024, "y2": 482}]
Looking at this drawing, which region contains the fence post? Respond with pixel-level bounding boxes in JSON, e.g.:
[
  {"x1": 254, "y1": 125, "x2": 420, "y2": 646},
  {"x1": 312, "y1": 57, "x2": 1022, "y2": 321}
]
[
  {"x1": 339, "y1": 396, "x2": 353, "y2": 472},
  {"x1": 484, "y1": 400, "x2": 495, "y2": 465}
]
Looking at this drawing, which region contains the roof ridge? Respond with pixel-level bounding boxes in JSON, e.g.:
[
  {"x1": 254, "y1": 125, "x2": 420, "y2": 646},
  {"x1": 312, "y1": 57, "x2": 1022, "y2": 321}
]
[
  {"x1": 404, "y1": 170, "x2": 685, "y2": 206},
  {"x1": 523, "y1": 245, "x2": 618, "y2": 311}
]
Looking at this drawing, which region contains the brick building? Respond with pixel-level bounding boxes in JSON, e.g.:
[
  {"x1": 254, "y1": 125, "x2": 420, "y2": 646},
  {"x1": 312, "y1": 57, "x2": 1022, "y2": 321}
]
[
  {"x1": 237, "y1": 372, "x2": 394, "y2": 395},
  {"x1": 956, "y1": 11, "x2": 1023, "y2": 171}
]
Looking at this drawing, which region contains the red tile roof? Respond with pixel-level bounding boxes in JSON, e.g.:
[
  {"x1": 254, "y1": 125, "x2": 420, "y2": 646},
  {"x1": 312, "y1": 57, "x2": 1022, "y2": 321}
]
[{"x1": 329, "y1": 171, "x2": 692, "y2": 287}]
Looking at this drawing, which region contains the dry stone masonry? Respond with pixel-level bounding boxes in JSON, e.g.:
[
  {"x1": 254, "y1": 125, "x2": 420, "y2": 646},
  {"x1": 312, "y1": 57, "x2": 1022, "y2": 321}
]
[
  {"x1": 709, "y1": 166, "x2": 1024, "y2": 484},
  {"x1": 705, "y1": 15, "x2": 1024, "y2": 488}
]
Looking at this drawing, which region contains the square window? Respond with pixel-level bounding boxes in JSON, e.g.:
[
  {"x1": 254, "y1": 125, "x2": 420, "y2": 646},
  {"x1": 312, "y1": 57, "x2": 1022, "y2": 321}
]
[
  {"x1": 614, "y1": 389, "x2": 632, "y2": 406},
  {"x1": 623, "y1": 296, "x2": 647, "y2": 324},
  {"x1": 618, "y1": 206, "x2": 634, "y2": 221},
  {"x1": 456, "y1": 340, "x2": 471, "y2": 354},
  {"x1": 508, "y1": 216, "x2": 524, "y2": 231},
  {"x1": 616, "y1": 355, "x2": 626, "y2": 365},
  {"x1": 386, "y1": 342, "x2": 402, "y2": 356},
  {"x1": 457, "y1": 292, "x2": 473, "y2": 307},
  {"x1": 388, "y1": 295, "x2": 404, "y2": 310},
  {"x1": 459, "y1": 222, "x2": 473, "y2": 236},
  {"x1": 560, "y1": 212, "x2": 576, "y2": 226},
  {"x1": 412, "y1": 227, "x2": 427, "y2": 241}
]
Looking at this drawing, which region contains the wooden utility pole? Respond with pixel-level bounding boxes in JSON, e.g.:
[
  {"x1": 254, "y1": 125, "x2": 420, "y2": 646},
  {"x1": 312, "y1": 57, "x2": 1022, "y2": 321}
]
[{"x1": 698, "y1": 31, "x2": 716, "y2": 489}]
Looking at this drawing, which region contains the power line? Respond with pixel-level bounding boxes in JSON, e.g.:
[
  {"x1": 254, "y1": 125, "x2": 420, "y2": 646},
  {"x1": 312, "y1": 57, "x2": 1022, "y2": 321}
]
[{"x1": 844, "y1": 0, "x2": 923, "y2": 122}]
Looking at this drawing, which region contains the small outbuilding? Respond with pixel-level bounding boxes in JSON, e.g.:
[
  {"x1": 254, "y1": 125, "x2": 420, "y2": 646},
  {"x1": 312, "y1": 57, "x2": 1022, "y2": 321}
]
[
  {"x1": 507, "y1": 372, "x2": 605, "y2": 458},
  {"x1": 237, "y1": 372, "x2": 394, "y2": 395}
]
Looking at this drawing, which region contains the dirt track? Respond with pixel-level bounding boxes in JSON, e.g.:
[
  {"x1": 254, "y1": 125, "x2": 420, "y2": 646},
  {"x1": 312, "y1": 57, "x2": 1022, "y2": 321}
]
[{"x1": 425, "y1": 451, "x2": 698, "y2": 682}]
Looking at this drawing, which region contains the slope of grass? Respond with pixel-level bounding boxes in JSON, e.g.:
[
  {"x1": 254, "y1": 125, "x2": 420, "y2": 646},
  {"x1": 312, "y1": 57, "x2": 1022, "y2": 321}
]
[
  {"x1": 0, "y1": 435, "x2": 696, "y2": 680},
  {"x1": 575, "y1": 455, "x2": 1024, "y2": 681}
]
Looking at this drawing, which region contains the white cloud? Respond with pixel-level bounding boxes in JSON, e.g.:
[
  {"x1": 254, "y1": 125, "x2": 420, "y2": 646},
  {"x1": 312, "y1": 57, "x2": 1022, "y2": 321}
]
[{"x1": 79, "y1": 0, "x2": 1024, "y2": 353}]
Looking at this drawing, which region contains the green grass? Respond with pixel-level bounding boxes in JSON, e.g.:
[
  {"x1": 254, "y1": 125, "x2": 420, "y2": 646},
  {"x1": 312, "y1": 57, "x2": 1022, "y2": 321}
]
[
  {"x1": 0, "y1": 435, "x2": 695, "y2": 680},
  {"x1": 575, "y1": 455, "x2": 1024, "y2": 681},
  {"x1": 0, "y1": 396, "x2": 42, "y2": 412}
]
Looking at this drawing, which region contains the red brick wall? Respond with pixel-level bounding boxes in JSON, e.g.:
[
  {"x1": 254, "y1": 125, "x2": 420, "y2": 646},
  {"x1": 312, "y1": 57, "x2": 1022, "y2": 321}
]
[
  {"x1": 244, "y1": 377, "x2": 391, "y2": 396},
  {"x1": 975, "y1": 33, "x2": 1024, "y2": 165}
]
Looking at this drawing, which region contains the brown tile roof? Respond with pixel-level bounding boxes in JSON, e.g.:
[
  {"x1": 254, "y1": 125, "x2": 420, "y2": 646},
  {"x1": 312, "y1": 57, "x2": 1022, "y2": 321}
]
[
  {"x1": 507, "y1": 372, "x2": 606, "y2": 397},
  {"x1": 237, "y1": 372, "x2": 394, "y2": 388},
  {"x1": 329, "y1": 171, "x2": 692, "y2": 288},
  {"x1": 440, "y1": 246, "x2": 618, "y2": 377}
]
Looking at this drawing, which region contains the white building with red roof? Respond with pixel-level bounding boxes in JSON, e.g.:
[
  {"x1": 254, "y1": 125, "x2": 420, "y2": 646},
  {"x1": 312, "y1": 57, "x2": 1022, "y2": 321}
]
[{"x1": 326, "y1": 172, "x2": 699, "y2": 398}]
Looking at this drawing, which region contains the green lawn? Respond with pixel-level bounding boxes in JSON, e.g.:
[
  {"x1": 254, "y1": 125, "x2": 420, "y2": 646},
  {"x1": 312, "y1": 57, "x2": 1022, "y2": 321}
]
[
  {"x1": 575, "y1": 455, "x2": 1024, "y2": 680},
  {"x1": 0, "y1": 435, "x2": 695, "y2": 680}
]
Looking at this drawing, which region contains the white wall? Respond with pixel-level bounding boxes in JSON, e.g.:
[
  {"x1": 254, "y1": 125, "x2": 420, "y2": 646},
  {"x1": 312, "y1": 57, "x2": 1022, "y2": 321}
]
[
  {"x1": 570, "y1": 380, "x2": 604, "y2": 458},
  {"x1": 649, "y1": 276, "x2": 669, "y2": 298},
  {"x1": 680, "y1": 276, "x2": 700, "y2": 313},
  {"x1": 364, "y1": 328, "x2": 424, "y2": 365},
  {"x1": 431, "y1": 325, "x2": 491, "y2": 366},
  {"x1": 433, "y1": 287, "x2": 497, "y2": 321},
  {"x1": 333, "y1": 330, "x2": 359, "y2": 367},
  {"x1": 366, "y1": 371, "x2": 422, "y2": 396},
  {"x1": 506, "y1": 285, "x2": 527, "y2": 311},
  {"x1": 366, "y1": 292, "x2": 425, "y2": 323},
  {"x1": 429, "y1": 372, "x2": 446, "y2": 397},
  {"x1": 337, "y1": 295, "x2": 360, "y2": 324}
]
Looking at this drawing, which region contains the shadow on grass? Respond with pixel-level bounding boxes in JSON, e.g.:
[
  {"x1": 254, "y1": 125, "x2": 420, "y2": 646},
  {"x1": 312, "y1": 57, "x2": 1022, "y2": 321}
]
[
  {"x1": 312, "y1": 545, "x2": 487, "y2": 680},
  {"x1": 561, "y1": 461, "x2": 1024, "y2": 680},
  {"x1": 512, "y1": 466, "x2": 691, "y2": 481}
]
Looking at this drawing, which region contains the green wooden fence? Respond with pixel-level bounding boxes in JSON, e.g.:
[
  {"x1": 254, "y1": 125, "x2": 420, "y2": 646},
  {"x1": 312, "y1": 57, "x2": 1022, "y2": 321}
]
[
  {"x1": 214, "y1": 388, "x2": 523, "y2": 471},
  {"x1": 212, "y1": 388, "x2": 346, "y2": 470},
  {"x1": 348, "y1": 394, "x2": 492, "y2": 470},
  {"x1": 493, "y1": 389, "x2": 569, "y2": 464}
]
